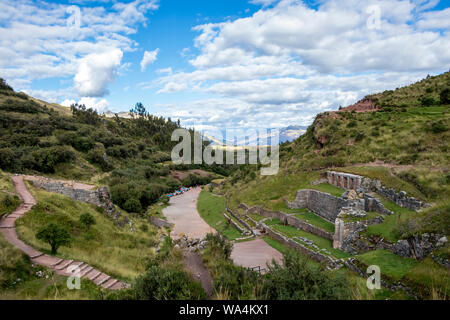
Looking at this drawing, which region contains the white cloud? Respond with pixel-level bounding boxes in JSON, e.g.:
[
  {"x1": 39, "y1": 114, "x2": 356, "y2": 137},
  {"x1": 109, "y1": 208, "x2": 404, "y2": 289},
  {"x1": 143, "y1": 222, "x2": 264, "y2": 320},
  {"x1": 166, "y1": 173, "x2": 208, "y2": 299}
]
[
  {"x1": 249, "y1": 0, "x2": 278, "y2": 7},
  {"x1": 74, "y1": 49, "x2": 123, "y2": 97},
  {"x1": 140, "y1": 49, "x2": 160, "y2": 72},
  {"x1": 0, "y1": 0, "x2": 159, "y2": 95},
  {"x1": 152, "y1": 0, "x2": 450, "y2": 130},
  {"x1": 61, "y1": 97, "x2": 110, "y2": 112}
]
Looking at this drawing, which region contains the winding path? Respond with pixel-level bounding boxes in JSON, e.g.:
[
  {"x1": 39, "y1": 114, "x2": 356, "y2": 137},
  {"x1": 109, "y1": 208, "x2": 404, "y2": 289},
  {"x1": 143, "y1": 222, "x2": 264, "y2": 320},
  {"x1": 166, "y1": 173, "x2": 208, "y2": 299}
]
[
  {"x1": 163, "y1": 188, "x2": 282, "y2": 272},
  {"x1": 163, "y1": 187, "x2": 216, "y2": 240},
  {"x1": 0, "y1": 175, "x2": 128, "y2": 290}
]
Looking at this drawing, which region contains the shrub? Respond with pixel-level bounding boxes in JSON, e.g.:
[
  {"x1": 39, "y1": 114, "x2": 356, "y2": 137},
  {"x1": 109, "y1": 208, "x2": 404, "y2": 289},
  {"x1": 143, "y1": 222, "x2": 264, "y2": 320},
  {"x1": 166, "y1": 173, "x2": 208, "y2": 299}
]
[
  {"x1": 35, "y1": 223, "x2": 71, "y2": 254},
  {"x1": 79, "y1": 213, "x2": 96, "y2": 230},
  {"x1": 87, "y1": 149, "x2": 113, "y2": 172},
  {"x1": 440, "y1": 87, "x2": 450, "y2": 104},
  {"x1": 124, "y1": 198, "x2": 142, "y2": 213},
  {"x1": 263, "y1": 252, "x2": 351, "y2": 300},
  {"x1": 420, "y1": 96, "x2": 436, "y2": 107},
  {"x1": 429, "y1": 121, "x2": 448, "y2": 134},
  {"x1": 133, "y1": 266, "x2": 206, "y2": 300}
]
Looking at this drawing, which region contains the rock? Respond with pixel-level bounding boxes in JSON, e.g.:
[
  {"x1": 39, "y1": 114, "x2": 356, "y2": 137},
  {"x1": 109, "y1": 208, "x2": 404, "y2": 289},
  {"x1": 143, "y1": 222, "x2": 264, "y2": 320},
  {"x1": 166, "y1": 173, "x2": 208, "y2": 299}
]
[
  {"x1": 393, "y1": 240, "x2": 411, "y2": 257},
  {"x1": 437, "y1": 236, "x2": 448, "y2": 246},
  {"x1": 347, "y1": 190, "x2": 359, "y2": 200}
]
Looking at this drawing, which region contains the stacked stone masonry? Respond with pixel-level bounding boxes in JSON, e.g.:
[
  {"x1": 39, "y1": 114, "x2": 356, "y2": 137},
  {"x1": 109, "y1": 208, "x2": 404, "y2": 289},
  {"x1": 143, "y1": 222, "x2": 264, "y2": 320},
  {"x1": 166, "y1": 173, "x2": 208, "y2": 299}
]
[
  {"x1": 25, "y1": 176, "x2": 128, "y2": 226},
  {"x1": 285, "y1": 189, "x2": 350, "y2": 222},
  {"x1": 240, "y1": 204, "x2": 333, "y2": 240},
  {"x1": 327, "y1": 171, "x2": 424, "y2": 211}
]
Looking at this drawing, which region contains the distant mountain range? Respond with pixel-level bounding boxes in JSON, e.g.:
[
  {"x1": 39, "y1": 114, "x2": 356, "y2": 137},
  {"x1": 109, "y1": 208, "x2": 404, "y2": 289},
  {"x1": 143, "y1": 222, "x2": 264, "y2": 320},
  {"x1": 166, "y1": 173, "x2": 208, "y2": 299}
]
[{"x1": 204, "y1": 125, "x2": 307, "y2": 148}]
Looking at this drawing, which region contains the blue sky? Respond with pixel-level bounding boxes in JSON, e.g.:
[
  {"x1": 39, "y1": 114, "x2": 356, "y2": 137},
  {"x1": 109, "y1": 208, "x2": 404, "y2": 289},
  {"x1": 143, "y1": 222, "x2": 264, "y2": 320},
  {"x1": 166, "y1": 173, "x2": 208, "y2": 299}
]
[{"x1": 1, "y1": 0, "x2": 449, "y2": 134}]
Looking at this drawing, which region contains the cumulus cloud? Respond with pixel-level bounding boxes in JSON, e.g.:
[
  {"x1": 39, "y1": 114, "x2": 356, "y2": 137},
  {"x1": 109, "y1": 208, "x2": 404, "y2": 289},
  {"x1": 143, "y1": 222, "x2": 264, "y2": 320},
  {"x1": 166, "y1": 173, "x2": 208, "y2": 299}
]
[
  {"x1": 249, "y1": 0, "x2": 279, "y2": 7},
  {"x1": 153, "y1": 0, "x2": 450, "y2": 130},
  {"x1": 140, "y1": 49, "x2": 160, "y2": 72},
  {"x1": 74, "y1": 49, "x2": 123, "y2": 97},
  {"x1": 0, "y1": 0, "x2": 159, "y2": 94},
  {"x1": 61, "y1": 97, "x2": 110, "y2": 112}
]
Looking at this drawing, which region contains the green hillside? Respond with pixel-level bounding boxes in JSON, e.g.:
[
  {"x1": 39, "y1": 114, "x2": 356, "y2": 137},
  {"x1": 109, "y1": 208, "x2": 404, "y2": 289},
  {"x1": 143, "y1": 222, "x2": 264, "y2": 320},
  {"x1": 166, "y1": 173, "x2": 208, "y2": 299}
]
[{"x1": 0, "y1": 79, "x2": 231, "y2": 214}]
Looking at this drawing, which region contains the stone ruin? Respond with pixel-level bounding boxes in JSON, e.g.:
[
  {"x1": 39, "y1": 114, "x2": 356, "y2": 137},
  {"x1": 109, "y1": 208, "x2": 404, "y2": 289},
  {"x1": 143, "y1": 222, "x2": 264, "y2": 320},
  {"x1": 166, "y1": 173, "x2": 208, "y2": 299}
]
[
  {"x1": 327, "y1": 171, "x2": 424, "y2": 211},
  {"x1": 26, "y1": 176, "x2": 132, "y2": 229}
]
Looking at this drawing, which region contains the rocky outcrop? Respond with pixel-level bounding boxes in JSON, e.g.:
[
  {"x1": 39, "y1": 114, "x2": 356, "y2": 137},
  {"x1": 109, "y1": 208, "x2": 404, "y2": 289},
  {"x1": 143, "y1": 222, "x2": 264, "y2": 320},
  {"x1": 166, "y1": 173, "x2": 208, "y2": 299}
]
[
  {"x1": 376, "y1": 234, "x2": 448, "y2": 261},
  {"x1": 149, "y1": 216, "x2": 174, "y2": 229}
]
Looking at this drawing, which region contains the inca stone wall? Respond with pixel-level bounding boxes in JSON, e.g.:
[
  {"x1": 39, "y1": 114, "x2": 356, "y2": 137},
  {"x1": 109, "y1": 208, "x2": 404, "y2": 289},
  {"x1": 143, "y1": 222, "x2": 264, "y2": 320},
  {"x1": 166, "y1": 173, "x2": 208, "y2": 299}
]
[
  {"x1": 259, "y1": 223, "x2": 341, "y2": 269},
  {"x1": 285, "y1": 189, "x2": 350, "y2": 222},
  {"x1": 26, "y1": 176, "x2": 129, "y2": 226},
  {"x1": 327, "y1": 171, "x2": 424, "y2": 211},
  {"x1": 241, "y1": 204, "x2": 333, "y2": 240}
]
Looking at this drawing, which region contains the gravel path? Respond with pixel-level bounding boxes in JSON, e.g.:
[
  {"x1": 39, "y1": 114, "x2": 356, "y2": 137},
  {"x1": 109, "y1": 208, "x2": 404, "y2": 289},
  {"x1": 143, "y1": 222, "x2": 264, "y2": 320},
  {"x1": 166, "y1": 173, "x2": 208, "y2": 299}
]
[
  {"x1": 0, "y1": 175, "x2": 128, "y2": 290},
  {"x1": 230, "y1": 239, "x2": 283, "y2": 272},
  {"x1": 162, "y1": 187, "x2": 216, "y2": 240}
]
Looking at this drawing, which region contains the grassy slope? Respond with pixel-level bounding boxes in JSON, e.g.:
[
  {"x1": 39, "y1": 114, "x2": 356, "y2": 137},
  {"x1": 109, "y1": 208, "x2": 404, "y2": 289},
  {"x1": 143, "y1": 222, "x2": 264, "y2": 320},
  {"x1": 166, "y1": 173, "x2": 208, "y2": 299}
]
[
  {"x1": 0, "y1": 171, "x2": 20, "y2": 218},
  {"x1": 197, "y1": 190, "x2": 242, "y2": 240},
  {"x1": 16, "y1": 183, "x2": 160, "y2": 281},
  {"x1": 225, "y1": 72, "x2": 450, "y2": 299}
]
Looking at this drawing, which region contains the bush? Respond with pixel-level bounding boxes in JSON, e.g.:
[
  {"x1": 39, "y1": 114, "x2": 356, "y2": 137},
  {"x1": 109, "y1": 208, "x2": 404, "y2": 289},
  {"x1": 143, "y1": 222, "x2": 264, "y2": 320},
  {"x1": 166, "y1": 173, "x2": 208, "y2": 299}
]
[
  {"x1": 429, "y1": 121, "x2": 448, "y2": 134},
  {"x1": 440, "y1": 87, "x2": 450, "y2": 104},
  {"x1": 124, "y1": 198, "x2": 142, "y2": 213},
  {"x1": 79, "y1": 213, "x2": 96, "y2": 230},
  {"x1": 31, "y1": 146, "x2": 76, "y2": 173},
  {"x1": 133, "y1": 266, "x2": 206, "y2": 300},
  {"x1": 87, "y1": 149, "x2": 113, "y2": 172},
  {"x1": 35, "y1": 223, "x2": 71, "y2": 254},
  {"x1": 263, "y1": 252, "x2": 351, "y2": 300},
  {"x1": 420, "y1": 96, "x2": 436, "y2": 107}
]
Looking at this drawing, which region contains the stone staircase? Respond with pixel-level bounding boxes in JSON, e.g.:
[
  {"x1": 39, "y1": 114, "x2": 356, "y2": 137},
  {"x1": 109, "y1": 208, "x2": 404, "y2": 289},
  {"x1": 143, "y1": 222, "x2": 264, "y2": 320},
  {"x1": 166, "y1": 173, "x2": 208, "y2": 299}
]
[{"x1": 0, "y1": 175, "x2": 129, "y2": 291}]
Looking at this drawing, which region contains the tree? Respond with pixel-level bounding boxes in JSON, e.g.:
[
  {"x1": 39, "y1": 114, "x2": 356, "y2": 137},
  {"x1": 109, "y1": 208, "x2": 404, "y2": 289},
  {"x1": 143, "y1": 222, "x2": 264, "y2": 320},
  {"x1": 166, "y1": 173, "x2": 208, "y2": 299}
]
[
  {"x1": 440, "y1": 87, "x2": 450, "y2": 105},
  {"x1": 35, "y1": 223, "x2": 71, "y2": 254},
  {"x1": 79, "y1": 213, "x2": 96, "y2": 230}
]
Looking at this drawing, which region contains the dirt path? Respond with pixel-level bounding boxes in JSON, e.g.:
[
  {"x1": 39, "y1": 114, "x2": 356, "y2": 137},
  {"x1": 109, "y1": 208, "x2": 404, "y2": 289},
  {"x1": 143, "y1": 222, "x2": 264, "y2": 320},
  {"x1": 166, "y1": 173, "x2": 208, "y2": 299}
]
[
  {"x1": 182, "y1": 251, "x2": 214, "y2": 297},
  {"x1": 162, "y1": 187, "x2": 216, "y2": 240},
  {"x1": 0, "y1": 175, "x2": 128, "y2": 290},
  {"x1": 230, "y1": 238, "x2": 283, "y2": 272}
]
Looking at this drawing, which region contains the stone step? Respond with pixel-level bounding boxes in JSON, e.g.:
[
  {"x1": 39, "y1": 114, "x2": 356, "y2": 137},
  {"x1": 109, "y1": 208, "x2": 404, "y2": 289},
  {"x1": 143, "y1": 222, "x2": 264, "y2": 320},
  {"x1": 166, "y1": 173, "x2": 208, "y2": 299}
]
[
  {"x1": 79, "y1": 263, "x2": 91, "y2": 272},
  {"x1": 94, "y1": 274, "x2": 110, "y2": 286},
  {"x1": 54, "y1": 259, "x2": 73, "y2": 271},
  {"x1": 30, "y1": 252, "x2": 44, "y2": 259},
  {"x1": 50, "y1": 259, "x2": 64, "y2": 267},
  {"x1": 85, "y1": 269, "x2": 102, "y2": 281},
  {"x1": 79, "y1": 266, "x2": 94, "y2": 278},
  {"x1": 102, "y1": 278, "x2": 118, "y2": 289}
]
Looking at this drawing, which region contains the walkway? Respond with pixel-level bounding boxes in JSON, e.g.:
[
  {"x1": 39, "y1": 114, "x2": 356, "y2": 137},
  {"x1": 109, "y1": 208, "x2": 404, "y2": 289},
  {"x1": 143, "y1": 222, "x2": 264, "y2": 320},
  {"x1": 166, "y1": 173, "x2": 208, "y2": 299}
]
[
  {"x1": 0, "y1": 175, "x2": 128, "y2": 290},
  {"x1": 162, "y1": 187, "x2": 216, "y2": 240},
  {"x1": 163, "y1": 188, "x2": 283, "y2": 273},
  {"x1": 230, "y1": 238, "x2": 283, "y2": 272}
]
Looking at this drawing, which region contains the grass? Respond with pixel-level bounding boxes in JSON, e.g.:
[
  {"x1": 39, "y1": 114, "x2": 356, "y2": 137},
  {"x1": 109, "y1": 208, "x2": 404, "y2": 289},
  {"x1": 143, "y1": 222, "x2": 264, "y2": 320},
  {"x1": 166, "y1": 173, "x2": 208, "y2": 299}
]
[
  {"x1": 197, "y1": 191, "x2": 242, "y2": 240},
  {"x1": 356, "y1": 250, "x2": 418, "y2": 281},
  {"x1": 404, "y1": 257, "x2": 450, "y2": 299},
  {"x1": 15, "y1": 183, "x2": 160, "y2": 281},
  {"x1": 147, "y1": 202, "x2": 169, "y2": 221},
  {"x1": 0, "y1": 232, "x2": 101, "y2": 300},
  {"x1": 341, "y1": 211, "x2": 382, "y2": 223},
  {"x1": 293, "y1": 212, "x2": 335, "y2": 233},
  {"x1": 366, "y1": 197, "x2": 418, "y2": 242},
  {"x1": 226, "y1": 171, "x2": 321, "y2": 210},
  {"x1": 0, "y1": 171, "x2": 21, "y2": 218},
  {"x1": 265, "y1": 218, "x2": 350, "y2": 259},
  {"x1": 311, "y1": 183, "x2": 345, "y2": 197}
]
